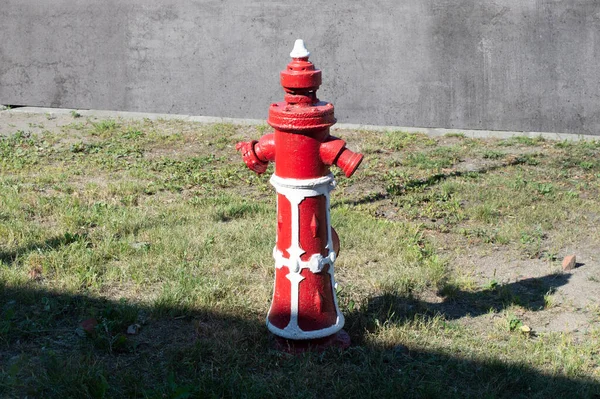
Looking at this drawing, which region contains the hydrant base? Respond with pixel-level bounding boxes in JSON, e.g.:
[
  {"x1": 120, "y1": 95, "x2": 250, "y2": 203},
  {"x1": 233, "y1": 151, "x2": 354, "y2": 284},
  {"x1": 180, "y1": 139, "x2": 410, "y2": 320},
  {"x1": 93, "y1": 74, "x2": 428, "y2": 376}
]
[{"x1": 272, "y1": 330, "x2": 351, "y2": 354}]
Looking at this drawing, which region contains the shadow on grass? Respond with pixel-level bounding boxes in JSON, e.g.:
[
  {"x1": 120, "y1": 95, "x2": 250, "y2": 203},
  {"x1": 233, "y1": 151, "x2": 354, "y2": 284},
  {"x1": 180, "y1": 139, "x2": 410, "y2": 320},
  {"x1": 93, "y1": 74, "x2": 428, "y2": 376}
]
[
  {"x1": 334, "y1": 156, "x2": 529, "y2": 208},
  {"x1": 386, "y1": 156, "x2": 528, "y2": 196},
  {"x1": 365, "y1": 273, "x2": 573, "y2": 322},
  {"x1": 0, "y1": 217, "x2": 170, "y2": 267},
  {"x1": 0, "y1": 232, "x2": 85, "y2": 266},
  {"x1": 1, "y1": 274, "x2": 598, "y2": 399}
]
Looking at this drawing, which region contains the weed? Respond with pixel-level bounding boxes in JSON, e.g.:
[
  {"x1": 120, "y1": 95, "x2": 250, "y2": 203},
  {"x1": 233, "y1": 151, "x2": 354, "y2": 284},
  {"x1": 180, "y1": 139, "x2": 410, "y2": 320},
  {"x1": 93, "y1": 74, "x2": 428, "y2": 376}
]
[
  {"x1": 404, "y1": 153, "x2": 441, "y2": 169},
  {"x1": 381, "y1": 131, "x2": 435, "y2": 151},
  {"x1": 459, "y1": 227, "x2": 503, "y2": 244},
  {"x1": 564, "y1": 190, "x2": 579, "y2": 199},
  {"x1": 544, "y1": 289, "x2": 556, "y2": 308},
  {"x1": 482, "y1": 150, "x2": 505, "y2": 159},
  {"x1": 519, "y1": 226, "x2": 546, "y2": 258},
  {"x1": 518, "y1": 153, "x2": 541, "y2": 166},
  {"x1": 535, "y1": 182, "x2": 554, "y2": 196},
  {"x1": 472, "y1": 204, "x2": 500, "y2": 223},
  {"x1": 507, "y1": 314, "x2": 523, "y2": 331},
  {"x1": 121, "y1": 128, "x2": 144, "y2": 139},
  {"x1": 502, "y1": 136, "x2": 546, "y2": 146},
  {"x1": 485, "y1": 279, "x2": 499, "y2": 290},
  {"x1": 92, "y1": 119, "x2": 119, "y2": 133}
]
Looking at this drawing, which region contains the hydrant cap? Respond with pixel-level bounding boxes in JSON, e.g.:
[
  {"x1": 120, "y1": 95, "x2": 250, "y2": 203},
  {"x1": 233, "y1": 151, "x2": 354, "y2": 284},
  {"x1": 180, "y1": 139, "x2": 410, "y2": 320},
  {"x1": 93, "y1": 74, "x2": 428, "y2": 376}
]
[{"x1": 290, "y1": 39, "x2": 310, "y2": 58}]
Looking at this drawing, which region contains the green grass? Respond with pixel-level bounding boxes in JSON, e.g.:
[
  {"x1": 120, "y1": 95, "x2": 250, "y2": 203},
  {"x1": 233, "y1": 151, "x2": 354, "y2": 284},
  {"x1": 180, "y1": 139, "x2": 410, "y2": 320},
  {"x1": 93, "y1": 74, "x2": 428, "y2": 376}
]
[{"x1": 1, "y1": 119, "x2": 600, "y2": 398}]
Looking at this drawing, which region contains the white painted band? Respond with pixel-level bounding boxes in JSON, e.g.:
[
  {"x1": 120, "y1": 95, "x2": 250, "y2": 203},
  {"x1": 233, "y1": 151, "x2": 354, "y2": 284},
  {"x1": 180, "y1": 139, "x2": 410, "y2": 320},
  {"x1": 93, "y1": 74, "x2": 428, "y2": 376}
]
[
  {"x1": 270, "y1": 173, "x2": 336, "y2": 191},
  {"x1": 267, "y1": 314, "x2": 344, "y2": 340},
  {"x1": 270, "y1": 173, "x2": 336, "y2": 273},
  {"x1": 273, "y1": 247, "x2": 335, "y2": 274},
  {"x1": 268, "y1": 172, "x2": 345, "y2": 340}
]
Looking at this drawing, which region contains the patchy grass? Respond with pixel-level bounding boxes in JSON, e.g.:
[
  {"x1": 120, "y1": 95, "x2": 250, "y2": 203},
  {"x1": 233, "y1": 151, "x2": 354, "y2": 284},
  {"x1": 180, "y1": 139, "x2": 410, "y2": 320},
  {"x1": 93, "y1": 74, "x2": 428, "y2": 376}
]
[{"x1": 1, "y1": 116, "x2": 600, "y2": 398}]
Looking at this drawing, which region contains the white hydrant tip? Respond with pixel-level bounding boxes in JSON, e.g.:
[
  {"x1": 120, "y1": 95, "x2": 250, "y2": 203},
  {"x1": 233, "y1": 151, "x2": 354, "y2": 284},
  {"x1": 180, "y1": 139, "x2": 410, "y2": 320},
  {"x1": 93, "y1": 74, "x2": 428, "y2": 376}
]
[{"x1": 290, "y1": 39, "x2": 310, "y2": 58}]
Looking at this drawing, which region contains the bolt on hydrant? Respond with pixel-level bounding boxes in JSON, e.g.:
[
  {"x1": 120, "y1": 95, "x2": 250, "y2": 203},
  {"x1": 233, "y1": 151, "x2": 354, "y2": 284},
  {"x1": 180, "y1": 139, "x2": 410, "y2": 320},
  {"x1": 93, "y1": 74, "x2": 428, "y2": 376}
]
[{"x1": 236, "y1": 40, "x2": 363, "y2": 351}]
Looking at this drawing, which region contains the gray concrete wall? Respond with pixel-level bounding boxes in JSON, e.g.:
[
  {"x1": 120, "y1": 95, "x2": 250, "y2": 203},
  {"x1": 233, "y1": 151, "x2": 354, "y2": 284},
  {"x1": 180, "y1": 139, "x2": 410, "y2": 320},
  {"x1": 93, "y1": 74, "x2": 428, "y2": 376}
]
[{"x1": 1, "y1": 1, "x2": 599, "y2": 135}]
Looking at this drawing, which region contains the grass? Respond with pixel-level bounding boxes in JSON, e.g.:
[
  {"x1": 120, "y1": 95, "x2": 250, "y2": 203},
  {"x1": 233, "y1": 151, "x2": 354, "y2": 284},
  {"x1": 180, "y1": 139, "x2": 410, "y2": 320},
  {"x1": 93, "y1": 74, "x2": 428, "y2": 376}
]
[{"x1": 1, "y1": 118, "x2": 600, "y2": 398}]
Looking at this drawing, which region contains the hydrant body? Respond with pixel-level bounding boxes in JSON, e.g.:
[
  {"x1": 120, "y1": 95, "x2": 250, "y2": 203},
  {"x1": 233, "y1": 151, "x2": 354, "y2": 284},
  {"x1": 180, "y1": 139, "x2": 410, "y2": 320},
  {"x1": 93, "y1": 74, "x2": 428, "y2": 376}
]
[{"x1": 237, "y1": 40, "x2": 363, "y2": 346}]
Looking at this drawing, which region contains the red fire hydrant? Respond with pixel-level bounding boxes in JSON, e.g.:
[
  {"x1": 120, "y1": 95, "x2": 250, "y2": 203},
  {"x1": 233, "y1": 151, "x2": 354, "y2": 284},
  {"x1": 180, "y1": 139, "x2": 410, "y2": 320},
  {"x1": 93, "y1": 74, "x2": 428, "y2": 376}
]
[{"x1": 236, "y1": 40, "x2": 363, "y2": 350}]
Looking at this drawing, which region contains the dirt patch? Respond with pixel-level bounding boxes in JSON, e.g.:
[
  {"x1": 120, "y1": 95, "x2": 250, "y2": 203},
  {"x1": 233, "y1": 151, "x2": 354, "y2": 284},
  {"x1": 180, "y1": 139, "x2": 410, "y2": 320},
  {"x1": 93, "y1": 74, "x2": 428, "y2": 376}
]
[
  {"x1": 438, "y1": 238, "x2": 600, "y2": 335},
  {"x1": 537, "y1": 311, "x2": 591, "y2": 334},
  {"x1": 0, "y1": 111, "x2": 74, "y2": 137}
]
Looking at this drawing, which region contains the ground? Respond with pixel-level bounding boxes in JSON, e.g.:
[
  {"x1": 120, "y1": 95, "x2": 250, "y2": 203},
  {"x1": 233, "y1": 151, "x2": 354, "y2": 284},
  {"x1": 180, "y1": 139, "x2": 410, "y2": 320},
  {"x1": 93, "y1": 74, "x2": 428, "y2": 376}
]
[{"x1": 1, "y1": 109, "x2": 600, "y2": 398}]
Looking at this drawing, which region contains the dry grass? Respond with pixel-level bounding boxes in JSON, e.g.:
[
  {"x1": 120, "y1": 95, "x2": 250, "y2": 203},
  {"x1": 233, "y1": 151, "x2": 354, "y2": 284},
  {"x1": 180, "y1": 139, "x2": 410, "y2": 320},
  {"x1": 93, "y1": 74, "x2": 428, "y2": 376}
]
[{"x1": 1, "y1": 113, "x2": 600, "y2": 398}]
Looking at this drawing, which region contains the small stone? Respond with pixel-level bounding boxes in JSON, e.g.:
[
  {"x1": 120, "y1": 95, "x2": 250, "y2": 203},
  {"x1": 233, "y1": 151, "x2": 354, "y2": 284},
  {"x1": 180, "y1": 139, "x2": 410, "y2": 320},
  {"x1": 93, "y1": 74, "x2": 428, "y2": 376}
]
[
  {"x1": 562, "y1": 255, "x2": 576, "y2": 271},
  {"x1": 126, "y1": 324, "x2": 141, "y2": 335},
  {"x1": 130, "y1": 242, "x2": 150, "y2": 250},
  {"x1": 80, "y1": 318, "x2": 98, "y2": 334}
]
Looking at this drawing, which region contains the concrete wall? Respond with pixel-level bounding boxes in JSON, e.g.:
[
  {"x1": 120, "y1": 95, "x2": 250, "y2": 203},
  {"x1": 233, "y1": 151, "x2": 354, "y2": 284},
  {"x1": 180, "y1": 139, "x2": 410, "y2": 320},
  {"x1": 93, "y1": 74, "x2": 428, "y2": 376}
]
[{"x1": 1, "y1": 1, "x2": 599, "y2": 135}]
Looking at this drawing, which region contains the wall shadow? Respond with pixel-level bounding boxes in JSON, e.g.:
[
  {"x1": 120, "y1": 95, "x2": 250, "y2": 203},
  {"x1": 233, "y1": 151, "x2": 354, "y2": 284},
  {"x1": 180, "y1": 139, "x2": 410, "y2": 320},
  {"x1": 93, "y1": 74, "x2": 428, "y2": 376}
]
[{"x1": 1, "y1": 276, "x2": 598, "y2": 398}]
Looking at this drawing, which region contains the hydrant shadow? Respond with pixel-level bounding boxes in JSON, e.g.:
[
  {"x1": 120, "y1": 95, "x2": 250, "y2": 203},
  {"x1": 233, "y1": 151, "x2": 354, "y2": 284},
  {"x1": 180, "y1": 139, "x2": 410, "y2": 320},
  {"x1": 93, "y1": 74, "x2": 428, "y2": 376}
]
[{"x1": 345, "y1": 272, "x2": 572, "y2": 343}]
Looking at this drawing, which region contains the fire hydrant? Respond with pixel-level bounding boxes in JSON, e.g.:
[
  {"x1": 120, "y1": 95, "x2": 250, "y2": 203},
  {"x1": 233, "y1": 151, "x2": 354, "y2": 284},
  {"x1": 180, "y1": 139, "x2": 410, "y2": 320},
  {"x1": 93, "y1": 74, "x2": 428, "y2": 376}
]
[{"x1": 236, "y1": 40, "x2": 363, "y2": 350}]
